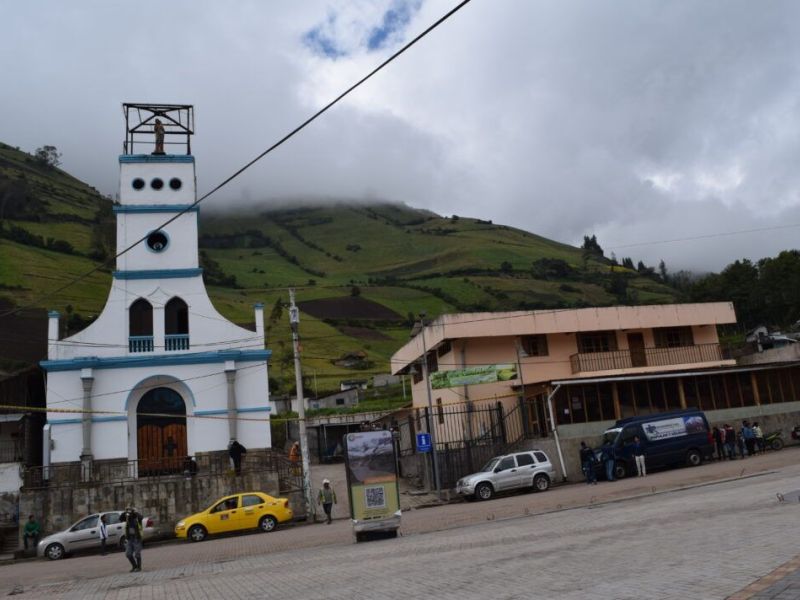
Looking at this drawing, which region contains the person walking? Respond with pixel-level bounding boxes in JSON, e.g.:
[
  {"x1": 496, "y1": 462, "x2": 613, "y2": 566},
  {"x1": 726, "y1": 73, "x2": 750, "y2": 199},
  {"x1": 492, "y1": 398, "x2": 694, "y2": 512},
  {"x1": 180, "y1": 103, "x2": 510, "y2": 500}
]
[
  {"x1": 99, "y1": 514, "x2": 109, "y2": 556},
  {"x1": 753, "y1": 422, "x2": 765, "y2": 453},
  {"x1": 632, "y1": 436, "x2": 646, "y2": 477},
  {"x1": 579, "y1": 441, "x2": 597, "y2": 485},
  {"x1": 228, "y1": 440, "x2": 247, "y2": 476},
  {"x1": 22, "y1": 515, "x2": 40, "y2": 552},
  {"x1": 317, "y1": 479, "x2": 337, "y2": 524},
  {"x1": 712, "y1": 426, "x2": 725, "y2": 461},
  {"x1": 601, "y1": 439, "x2": 616, "y2": 481},
  {"x1": 724, "y1": 424, "x2": 736, "y2": 460},
  {"x1": 123, "y1": 507, "x2": 143, "y2": 572}
]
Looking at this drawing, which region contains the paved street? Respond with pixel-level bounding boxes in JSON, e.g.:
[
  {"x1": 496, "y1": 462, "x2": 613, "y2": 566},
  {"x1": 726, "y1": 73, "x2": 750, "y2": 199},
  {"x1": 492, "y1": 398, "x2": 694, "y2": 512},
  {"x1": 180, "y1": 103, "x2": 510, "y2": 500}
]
[{"x1": 2, "y1": 450, "x2": 800, "y2": 599}]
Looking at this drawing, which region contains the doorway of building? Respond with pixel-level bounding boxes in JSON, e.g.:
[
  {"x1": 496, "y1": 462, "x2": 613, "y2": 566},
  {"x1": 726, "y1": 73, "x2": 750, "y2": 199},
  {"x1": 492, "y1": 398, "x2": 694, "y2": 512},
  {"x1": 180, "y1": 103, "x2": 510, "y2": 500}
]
[
  {"x1": 628, "y1": 333, "x2": 647, "y2": 368},
  {"x1": 137, "y1": 387, "x2": 187, "y2": 475}
]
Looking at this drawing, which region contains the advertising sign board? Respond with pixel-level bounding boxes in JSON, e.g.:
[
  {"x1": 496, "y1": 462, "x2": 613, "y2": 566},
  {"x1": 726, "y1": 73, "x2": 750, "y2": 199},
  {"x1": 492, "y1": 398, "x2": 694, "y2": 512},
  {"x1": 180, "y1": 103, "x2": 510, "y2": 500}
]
[
  {"x1": 642, "y1": 415, "x2": 707, "y2": 441},
  {"x1": 344, "y1": 430, "x2": 401, "y2": 540},
  {"x1": 429, "y1": 363, "x2": 518, "y2": 389}
]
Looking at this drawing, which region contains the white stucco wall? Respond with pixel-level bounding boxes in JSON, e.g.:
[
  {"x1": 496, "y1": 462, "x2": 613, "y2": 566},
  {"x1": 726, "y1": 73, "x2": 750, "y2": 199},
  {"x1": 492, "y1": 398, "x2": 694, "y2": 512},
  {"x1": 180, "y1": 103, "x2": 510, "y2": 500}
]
[{"x1": 0, "y1": 463, "x2": 22, "y2": 494}]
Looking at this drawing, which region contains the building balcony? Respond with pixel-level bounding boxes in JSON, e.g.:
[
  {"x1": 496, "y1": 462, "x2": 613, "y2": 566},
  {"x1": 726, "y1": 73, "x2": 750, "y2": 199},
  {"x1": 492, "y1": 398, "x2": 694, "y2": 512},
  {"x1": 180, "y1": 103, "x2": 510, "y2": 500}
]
[
  {"x1": 569, "y1": 343, "x2": 726, "y2": 374},
  {"x1": 129, "y1": 336, "x2": 154, "y2": 353},
  {"x1": 165, "y1": 334, "x2": 190, "y2": 351}
]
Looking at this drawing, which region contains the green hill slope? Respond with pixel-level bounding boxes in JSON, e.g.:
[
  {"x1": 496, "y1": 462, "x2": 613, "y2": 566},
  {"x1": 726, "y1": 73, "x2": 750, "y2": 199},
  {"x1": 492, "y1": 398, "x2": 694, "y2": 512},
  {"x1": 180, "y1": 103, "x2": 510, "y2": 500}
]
[{"x1": 0, "y1": 142, "x2": 679, "y2": 394}]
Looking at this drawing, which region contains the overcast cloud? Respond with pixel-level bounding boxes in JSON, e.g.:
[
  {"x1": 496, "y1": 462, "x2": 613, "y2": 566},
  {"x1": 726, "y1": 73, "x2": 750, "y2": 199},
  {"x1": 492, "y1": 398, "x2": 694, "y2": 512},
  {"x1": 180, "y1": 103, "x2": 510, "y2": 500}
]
[{"x1": 2, "y1": 1, "x2": 799, "y2": 271}]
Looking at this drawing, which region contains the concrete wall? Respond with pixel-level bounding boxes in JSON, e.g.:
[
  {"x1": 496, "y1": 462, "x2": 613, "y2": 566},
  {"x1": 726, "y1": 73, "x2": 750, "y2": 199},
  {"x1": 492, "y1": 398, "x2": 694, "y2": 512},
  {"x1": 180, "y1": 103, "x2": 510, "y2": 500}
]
[
  {"x1": 20, "y1": 469, "x2": 304, "y2": 545},
  {"x1": 0, "y1": 463, "x2": 22, "y2": 495}
]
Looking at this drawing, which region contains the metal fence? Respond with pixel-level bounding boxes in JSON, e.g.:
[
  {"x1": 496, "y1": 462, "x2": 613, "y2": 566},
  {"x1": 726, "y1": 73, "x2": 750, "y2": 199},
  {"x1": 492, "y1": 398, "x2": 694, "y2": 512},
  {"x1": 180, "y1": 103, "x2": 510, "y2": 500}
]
[{"x1": 395, "y1": 400, "x2": 532, "y2": 489}]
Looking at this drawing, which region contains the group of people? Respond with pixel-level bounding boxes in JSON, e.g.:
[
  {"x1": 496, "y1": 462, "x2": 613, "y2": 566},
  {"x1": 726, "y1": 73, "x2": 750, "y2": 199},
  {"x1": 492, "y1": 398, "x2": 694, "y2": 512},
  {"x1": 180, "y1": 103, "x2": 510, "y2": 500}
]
[
  {"x1": 712, "y1": 421, "x2": 765, "y2": 460},
  {"x1": 579, "y1": 436, "x2": 648, "y2": 485}
]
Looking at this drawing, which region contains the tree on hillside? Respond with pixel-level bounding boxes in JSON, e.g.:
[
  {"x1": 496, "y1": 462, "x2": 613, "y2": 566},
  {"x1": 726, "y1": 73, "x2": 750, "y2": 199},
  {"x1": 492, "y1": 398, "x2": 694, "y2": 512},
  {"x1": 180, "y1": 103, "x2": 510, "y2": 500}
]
[
  {"x1": 658, "y1": 259, "x2": 668, "y2": 281},
  {"x1": 581, "y1": 234, "x2": 604, "y2": 256},
  {"x1": 350, "y1": 285, "x2": 361, "y2": 297},
  {"x1": 34, "y1": 145, "x2": 61, "y2": 168},
  {"x1": 500, "y1": 261, "x2": 513, "y2": 273},
  {"x1": 621, "y1": 257, "x2": 635, "y2": 270}
]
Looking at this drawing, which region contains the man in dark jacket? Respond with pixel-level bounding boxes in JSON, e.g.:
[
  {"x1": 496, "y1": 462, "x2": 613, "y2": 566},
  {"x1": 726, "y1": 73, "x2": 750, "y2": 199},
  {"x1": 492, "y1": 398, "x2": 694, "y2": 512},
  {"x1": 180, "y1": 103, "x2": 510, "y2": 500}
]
[
  {"x1": 122, "y1": 507, "x2": 143, "y2": 572},
  {"x1": 601, "y1": 440, "x2": 616, "y2": 481},
  {"x1": 229, "y1": 440, "x2": 247, "y2": 475},
  {"x1": 579, "y1": 441, "x2": 597, "y2": 485},
  {"x1": 724, "y1": 424, "x2": 736, "y2": 460},
  {"x1": 712, "y1": 426, "x2": 724, "y2": 461}
]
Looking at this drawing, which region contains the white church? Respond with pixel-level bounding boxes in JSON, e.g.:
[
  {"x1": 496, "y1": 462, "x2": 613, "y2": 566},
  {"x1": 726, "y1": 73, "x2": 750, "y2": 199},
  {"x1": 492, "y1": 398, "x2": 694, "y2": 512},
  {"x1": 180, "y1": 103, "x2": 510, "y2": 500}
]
[{"x1": 41, "y1": 104, "x2": 271, "y2": 474}]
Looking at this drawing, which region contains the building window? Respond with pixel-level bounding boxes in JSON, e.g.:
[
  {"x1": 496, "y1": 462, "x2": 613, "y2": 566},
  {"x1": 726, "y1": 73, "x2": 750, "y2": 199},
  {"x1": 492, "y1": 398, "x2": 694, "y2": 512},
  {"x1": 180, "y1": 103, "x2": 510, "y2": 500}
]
[
  {"x1": 169, "y1": 177, "x2": 182, "y2": 190},
  {"x1": 336, "y1": 398, "x2": 345, "y2": 406},
  {"x1": 653, "y1": 327, "x2": 694, "y2": 348},
  {"x1": 146, "y1": 230, "x2": 169, "y2": 252},
  {"x1": 437, "y1": 341, "x2": 452, "y2": 358},
  {"x1": 412, "y1": 368, "x2": 423, "y2": 385},
  {"x1": 577, "y1": 331, "x2": 618, "y2": 353},
  {"x1": 151, "y1": 177, "x2": 164, "y2": 190},
  {"x1": 165, "y1": 297, "x2": 189, "y2": 335},
  {"x1": 129, "y1": 299, "x2": 153, "y2": 336},
  {"x1": 427, "y1": 351, "x2": 438, "y2": 373},
  {"x1": 132, "y1": 178, "x2": 145, "y2": 190},
  {"x1": 521, "y1": 334, "x2": 548, "y2": 357}
]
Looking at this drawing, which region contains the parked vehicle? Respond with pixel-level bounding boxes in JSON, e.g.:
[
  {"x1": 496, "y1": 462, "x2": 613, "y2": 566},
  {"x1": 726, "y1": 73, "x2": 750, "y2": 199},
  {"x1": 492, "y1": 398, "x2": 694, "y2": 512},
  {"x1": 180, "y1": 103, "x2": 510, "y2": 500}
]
[
  {"x1": 791, "y1": 426, "x2": 800, "y2": 441},
  {"x1": 175, "y1": 492, "x2": 293, "y2": 542},
  {"x1": 456, "y1": 450, "x2": 556, "y2": 501},
  {"x1": 596, "y1": 409, "x2": 714, "y2": 479},
  {"x1": 763, "y1": 431, "x2": 784, "y2": 451},
  {"x1": 38, "y1": 511, "x2": 157, "y2": 560}
]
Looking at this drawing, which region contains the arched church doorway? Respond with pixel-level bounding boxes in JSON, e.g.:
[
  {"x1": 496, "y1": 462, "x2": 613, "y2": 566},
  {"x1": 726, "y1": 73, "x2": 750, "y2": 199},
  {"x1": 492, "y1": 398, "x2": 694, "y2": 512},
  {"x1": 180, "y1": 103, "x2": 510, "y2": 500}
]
[{"x1": 137, "y1": 387, "x2": 187, "y2": 475}]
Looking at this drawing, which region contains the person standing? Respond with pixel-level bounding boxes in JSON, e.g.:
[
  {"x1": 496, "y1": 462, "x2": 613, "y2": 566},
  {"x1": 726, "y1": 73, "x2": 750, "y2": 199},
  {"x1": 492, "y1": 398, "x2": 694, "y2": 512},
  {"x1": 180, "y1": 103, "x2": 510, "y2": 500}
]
[
  {"x1": 153, "y1": 119, "x2": 165, "y2": 154},
  {"x1": 742, "y1": 421, "x2": 756, "y2": 457},
  {"x1": 99, "y1": 514, "x2": 109, "y2": 556},
  {"x1": 579, "y1": 441, "x2": 597, "y2": 485},
  {"x1": 601, "y1": 439, "x2": 616, "y2": 481},
  {"x1": 712, "y1": 426, "x2": 725, "y2": 461},
  {"x1": 724, "y1": 424, "x2": 736, "y2": 460},
  {"x1": 289, "y1": 441, "x2": 301, "y2": 475},
  {"x1": 632, "y1": 436, "x2": 646, "y2": 477},
  {"x1": 317, "y1": 479, "x2": 337, "y2": 524},
  {"x1": 22, "y1": 515, "x2": 40, "y2": 551},
  {"x1": 752, "y1": 422, "x2": 765, "y2": 453},
  {"x1": 123, "y1": 507, "x2": 143, "y2": 572},
  {"x1": 228, "y1": 440, "x2": 247, "y2": 476}
]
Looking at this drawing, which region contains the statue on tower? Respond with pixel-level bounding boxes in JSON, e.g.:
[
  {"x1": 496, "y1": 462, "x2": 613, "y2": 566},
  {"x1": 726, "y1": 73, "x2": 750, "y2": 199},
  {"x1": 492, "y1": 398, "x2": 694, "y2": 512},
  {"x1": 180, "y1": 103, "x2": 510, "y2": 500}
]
[{"x1": 153, "y1": 119, "x2": 165, "y2": 155}]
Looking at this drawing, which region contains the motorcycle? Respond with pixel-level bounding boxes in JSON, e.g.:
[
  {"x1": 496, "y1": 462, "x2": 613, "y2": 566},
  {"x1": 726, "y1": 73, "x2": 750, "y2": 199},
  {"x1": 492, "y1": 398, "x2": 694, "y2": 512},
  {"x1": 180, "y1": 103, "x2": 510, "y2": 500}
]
[
  {"x1": 763, "y1": 431, "x2": 784, "y2": 451},
  {"x1": 792, "y1": 426, "x2": 800, "y2": 441}
]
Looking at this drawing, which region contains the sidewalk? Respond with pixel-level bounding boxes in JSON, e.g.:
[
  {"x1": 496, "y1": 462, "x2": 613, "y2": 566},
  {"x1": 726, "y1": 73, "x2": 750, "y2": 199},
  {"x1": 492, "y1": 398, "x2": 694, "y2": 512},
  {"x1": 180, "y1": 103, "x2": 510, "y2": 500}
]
[{"x1": 728, "y1": 555, "x2": 800, "y2": 600}]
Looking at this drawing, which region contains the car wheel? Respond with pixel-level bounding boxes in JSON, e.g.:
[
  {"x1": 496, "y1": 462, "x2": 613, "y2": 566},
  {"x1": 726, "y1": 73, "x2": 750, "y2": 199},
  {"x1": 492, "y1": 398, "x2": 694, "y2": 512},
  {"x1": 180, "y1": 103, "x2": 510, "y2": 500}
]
[
  {"x1": 259, "y1": 515, "x2": 277, "y2": 533},
  {"x1": 355, "y1": 532, "x2": 368, "y2": 543},
  {"x1": 475, "y1": 482, "x2": 494, "y2": 501},
  {"x1": 533, "y1": 473, "x2": 550, "y2": 492},
  {"x1": 118, "y1": 536, "x2": 127, "y2": 551},
  {"x1": 686, "y1": 449, "x2": 702, "y2": 467},
  {"x1": 771, "y1": 438, "x2": 784, "y2": 451},
  {"x1": 188, "y1": 524, "x2": 207, "y2": 542},
  {"x1": 45, "y1": 543, "x2": 65, "y2": 560},
  {"x1": 614, "y1": 462, "x2": 627, "y2": 479}
]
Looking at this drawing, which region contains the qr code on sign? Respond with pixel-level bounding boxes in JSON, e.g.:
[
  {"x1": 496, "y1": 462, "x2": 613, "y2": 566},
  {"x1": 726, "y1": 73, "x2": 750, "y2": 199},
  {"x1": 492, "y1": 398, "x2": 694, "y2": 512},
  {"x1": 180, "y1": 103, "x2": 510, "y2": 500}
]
[{"x1": 364, "y1": 486, "x2": 386, "y2": 509}]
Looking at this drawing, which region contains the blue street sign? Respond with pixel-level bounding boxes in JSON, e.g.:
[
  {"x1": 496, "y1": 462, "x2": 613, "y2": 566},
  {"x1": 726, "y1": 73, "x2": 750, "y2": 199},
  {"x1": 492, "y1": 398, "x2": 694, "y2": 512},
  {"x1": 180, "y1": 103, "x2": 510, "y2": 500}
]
[{"x1": 416, "y1": 432, "x2": 432, "y2": 453}]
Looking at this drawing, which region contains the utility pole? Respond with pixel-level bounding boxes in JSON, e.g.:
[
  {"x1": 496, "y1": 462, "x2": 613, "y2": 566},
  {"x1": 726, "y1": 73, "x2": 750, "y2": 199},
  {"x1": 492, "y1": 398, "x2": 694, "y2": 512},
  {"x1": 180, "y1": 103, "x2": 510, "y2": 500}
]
[
  {"x1": 419, "y1": 314, "x2": 442, "y2": 498},
  {"x1": 289, "y1": 289, "x2": 315, "y2": 521}
]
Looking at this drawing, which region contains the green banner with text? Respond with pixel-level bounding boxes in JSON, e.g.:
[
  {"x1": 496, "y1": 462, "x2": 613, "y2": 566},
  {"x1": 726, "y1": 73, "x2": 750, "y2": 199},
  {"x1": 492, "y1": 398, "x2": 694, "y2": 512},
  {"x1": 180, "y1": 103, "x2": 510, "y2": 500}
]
[{"x1": 429, "y1": 363, "x2": 518, "y2": 389}]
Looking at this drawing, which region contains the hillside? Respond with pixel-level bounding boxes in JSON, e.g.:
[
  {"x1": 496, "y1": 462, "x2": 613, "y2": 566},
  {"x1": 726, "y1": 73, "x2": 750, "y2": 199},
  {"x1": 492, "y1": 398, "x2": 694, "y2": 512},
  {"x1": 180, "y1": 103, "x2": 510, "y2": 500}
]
[{"x1": 0, "y1": 142, "x2": 679, "y2": 393}]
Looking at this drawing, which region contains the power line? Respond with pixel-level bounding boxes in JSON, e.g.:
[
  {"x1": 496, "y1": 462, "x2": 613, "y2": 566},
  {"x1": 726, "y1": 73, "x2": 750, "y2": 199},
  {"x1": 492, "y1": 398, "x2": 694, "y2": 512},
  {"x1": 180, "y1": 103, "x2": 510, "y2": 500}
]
[
  {"x1": 0, "y1": 0, "x2": 473, "y2": 319},
  {"x1": 607, "y1": 223, "x2": 800, "y2": 251}
]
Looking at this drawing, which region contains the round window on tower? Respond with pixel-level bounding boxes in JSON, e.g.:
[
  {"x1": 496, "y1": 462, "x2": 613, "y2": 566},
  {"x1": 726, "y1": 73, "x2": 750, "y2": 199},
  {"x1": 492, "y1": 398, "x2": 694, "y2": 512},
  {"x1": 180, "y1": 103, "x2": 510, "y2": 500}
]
[
  {"x1": 146, "y1": 230, "x2": 169, "y2": 253},
  {"x1": 132, "y1": 178, "x2": 145, "y2": 190},
  {"x1": 169, "y1": 177, "x2": 182, "y2": 190},
  {"x1": 151, "y1": 177, "x2": 164, "y2": 190}
]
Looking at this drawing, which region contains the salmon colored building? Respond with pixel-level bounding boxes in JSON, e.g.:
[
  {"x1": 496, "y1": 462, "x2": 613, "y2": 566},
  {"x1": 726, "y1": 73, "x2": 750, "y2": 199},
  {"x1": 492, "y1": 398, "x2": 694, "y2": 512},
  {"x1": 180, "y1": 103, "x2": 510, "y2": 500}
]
[{"x1": 391, "y1": 302, "x2": 800, "y2": 482}]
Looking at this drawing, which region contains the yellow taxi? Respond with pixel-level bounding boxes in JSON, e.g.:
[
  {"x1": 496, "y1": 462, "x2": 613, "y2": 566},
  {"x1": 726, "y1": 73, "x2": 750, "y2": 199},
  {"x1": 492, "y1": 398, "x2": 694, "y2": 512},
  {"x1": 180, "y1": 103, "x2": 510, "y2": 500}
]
[{"x1": 175, "y1": 492, "x2": 293, "y2": 542}]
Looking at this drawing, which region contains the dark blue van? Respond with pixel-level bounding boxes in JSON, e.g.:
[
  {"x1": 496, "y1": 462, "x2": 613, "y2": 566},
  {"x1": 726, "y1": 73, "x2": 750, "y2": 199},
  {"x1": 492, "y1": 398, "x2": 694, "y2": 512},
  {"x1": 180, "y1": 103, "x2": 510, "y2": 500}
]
[{"x1": 597, "y1": 409, "x2": 714, "y2": 479}]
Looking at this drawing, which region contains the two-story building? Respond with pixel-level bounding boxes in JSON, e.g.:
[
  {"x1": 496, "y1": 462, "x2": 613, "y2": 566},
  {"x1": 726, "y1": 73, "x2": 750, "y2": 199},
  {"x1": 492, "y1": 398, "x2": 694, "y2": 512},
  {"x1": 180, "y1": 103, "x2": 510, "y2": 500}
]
[{"x1": 391, "y1": 302, "x2": 800, "y2": 482}]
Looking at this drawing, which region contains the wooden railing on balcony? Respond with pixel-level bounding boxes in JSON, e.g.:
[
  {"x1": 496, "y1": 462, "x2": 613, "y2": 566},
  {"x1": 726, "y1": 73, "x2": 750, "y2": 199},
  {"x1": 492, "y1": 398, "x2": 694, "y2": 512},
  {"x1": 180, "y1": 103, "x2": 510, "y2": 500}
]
[
  {"x1": 165, "y1": 334, "x2": 190, "y2": 351},
  {"x1": 569, "y1": 343, "x2": 725, "y2": 374}
]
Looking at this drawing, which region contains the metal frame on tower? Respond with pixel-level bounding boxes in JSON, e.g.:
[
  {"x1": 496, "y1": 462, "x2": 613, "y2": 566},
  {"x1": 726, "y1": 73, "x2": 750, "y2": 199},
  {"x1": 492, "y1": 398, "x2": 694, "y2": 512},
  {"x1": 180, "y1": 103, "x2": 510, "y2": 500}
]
[{"x1": 122, "y1": 103, "x2": 194, "y2": 155}]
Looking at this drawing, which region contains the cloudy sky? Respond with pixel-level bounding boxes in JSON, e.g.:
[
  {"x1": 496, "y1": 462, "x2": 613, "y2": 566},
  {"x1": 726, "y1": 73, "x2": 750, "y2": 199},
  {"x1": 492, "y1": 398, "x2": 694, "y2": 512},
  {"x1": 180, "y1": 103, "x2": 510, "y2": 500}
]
[{"x1": 2, "y1": 0, "x2": 799, "y2": 272}]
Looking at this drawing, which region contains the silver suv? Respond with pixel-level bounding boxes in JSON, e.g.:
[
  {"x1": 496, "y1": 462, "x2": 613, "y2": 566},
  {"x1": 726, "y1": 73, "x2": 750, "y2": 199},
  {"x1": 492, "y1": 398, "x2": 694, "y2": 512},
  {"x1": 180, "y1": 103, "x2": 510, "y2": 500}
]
[{"x1": 456, "y1": 450, "x2": 556, "y2": 501}]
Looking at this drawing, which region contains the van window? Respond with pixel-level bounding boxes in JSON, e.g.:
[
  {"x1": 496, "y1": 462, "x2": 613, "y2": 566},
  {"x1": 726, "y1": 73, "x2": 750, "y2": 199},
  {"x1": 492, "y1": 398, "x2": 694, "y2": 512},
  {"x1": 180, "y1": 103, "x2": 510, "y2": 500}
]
[
  {"x1": 497, "y1": 457, "x2": 516, "y2": 471},
  {"x1": 621, "y1": 426, "x2": 639, "y2": 444},
  {"x1": 533, "y1": 452, "x2": 548, "y2": 463},
  {"x1": 516, "y1": 453, "x2": 534, "y2": 466}
]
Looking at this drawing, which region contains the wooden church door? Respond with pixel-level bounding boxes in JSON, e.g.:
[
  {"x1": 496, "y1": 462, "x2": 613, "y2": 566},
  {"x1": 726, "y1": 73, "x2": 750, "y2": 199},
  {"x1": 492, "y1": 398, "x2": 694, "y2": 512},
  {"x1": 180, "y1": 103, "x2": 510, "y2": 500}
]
[{"x1": 137, "y1": 387, "x2": 188, "y2": 475}]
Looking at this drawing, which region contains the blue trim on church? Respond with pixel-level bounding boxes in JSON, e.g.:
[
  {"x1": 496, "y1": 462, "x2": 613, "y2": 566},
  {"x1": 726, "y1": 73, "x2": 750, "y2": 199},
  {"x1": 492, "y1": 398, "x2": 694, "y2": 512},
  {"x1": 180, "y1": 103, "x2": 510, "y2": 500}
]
[
  {"x1": 41, "y1": 349, "x2": 271, "y2": 373},
  {"x1": 114, "y1": 204, "x2": 199, "y2": 214},
  {"x1": 113, "y1": 268, "x2": 203, "y2": 280},
  {"x1": 119, "y1": 154, "x2": 195, "y2": 163},
  {"x1": 48, "y1": 416, "x2": 128, "y2": 425}
]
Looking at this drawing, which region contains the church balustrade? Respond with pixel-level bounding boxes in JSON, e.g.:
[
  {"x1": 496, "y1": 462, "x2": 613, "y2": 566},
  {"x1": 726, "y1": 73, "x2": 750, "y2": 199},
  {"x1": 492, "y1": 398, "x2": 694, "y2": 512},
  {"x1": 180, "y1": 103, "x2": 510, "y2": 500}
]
[
  {"x1": 129, "y1": 336, "x2": 154, "y2": 353},
  {"x1": 165, "y1": 334, "x2": 190, "y2": 351}
]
